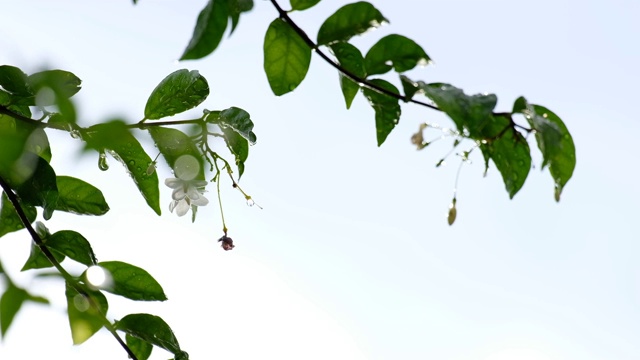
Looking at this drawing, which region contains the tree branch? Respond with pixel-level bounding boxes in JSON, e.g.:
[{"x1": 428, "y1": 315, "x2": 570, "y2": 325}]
[{"x1": 0, "y1": 176, "x2": 138, "y2": 360}]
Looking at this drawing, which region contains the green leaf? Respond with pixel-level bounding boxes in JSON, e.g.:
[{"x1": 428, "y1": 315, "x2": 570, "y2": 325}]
[
  {"x1": 55, "y1": 176, "x2": 109, "y2": 215},
  {"x1": 65, "y1": 283, "x2": 108, "y2": 345},
  {"x1": 27, "y1": 69, "x2": 82, "y2": 106},
  {"x1": 180, "y1": 0, "x2": 229, "y2": 60},
  {"x1": 0, "y1": 65, "x2": 32, "y2": 97},
  {"x1": 21, "y1": 241, "x2": 66, "y2": 271},
  {"x1": 1, "y1": 283, "x2": 27, "y2": 338},
  {"x1": 85, "y1": 121, "x2": 161, "y2": 215},
  {"x1": 330, "y1": 42, "x2": 366, "y2": 109},
  {"x1": 148, "y1": 127, "x2": 205, "y2": 180},
  {"x1": 264, "y1": 18, "x2": 312, "y2": 96},
  {"x1": 399, "y1": 75, "x2": 419, "y2": 100},
  {"x1": 290, "y1": 0, "x2": 321, "y2": 11},
  {"x1": 416, "y1": 82, "x2": 507, "y2": 139},
  {"x1": 47, "y1": 230, "x2": 97, "y2": 266},
  {"x1": 221, "y1": 126, "x2": 248, "y2": 178},
  {"x1": 361, "y1": 79, "x2": 401, "y2": 146},
  {"x1": 317, "y1": 2, "x2": 388, "y2": 46},
  {"x1": 364, "y1": 34, "x2": 431, "y2": 75},
  {"x1": 0, "y1": 114, "x2": 51, "y2": 182},
  {"x1": 126, "y1": 333, "x2": 153, "y2": 360},
  {"x1": 480, "y1": 127, "x2": 531, "y2": 198},
  {"x1": 513, "y1": 97, "x2": 576, "y2": 201},
  {"x1": 0, "y1": 192, "x2": 37, "y2": 238},
  {"x1": 14, "y1": 155, "x2": 58, "y2": 220},
  {"x1": 97, "y1": 261, "x2": 167, "y2": 301},
  {"x1": 218, "y1": 107, "x2": 257, "y2": 144},
  {"x1": 116, "y1": 313, "x2": 182, "y2": 354},
  {"x1": 229, "y1": 0, "x2": 253, "y2": 34},
  {"x1": 144, "y1": 69, "x2": 210, "y2": 120}
]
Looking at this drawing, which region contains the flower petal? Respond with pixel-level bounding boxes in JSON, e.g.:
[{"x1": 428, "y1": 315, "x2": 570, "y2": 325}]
[
  {"x1": 191, "y1": 195, "x2": 209, "y2": 206},
  {"x1": 172, "y1": 187, "x2": 187, "y2": 200},
  {"x1": 165, "y1": 178, "x2": 183, "y2": 189},
  {"x1": 175, "y1": 199, "x2": 190, "y2": 216}
]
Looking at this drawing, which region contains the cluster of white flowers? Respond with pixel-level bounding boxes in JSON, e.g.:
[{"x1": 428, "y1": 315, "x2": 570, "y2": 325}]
[{"x1": 164, "y1": 154, "x2": 208, "y2": 217}]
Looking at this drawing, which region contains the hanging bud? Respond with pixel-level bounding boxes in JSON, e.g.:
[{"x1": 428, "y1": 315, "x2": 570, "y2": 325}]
[
  {"x1": 447, "y1": 198, "x2": 457, "y2": 226},
  {"x1": 218, "y1": 235, "x2": 235, "y2": 251}
]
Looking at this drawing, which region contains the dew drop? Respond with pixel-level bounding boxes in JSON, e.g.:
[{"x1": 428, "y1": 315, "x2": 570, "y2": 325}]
[
  {"x1": 246, "y1": 198, "x2": 255, "y2": 207},
  {"x1": 146, "y1": 162, "x2": 157, "y2": 175},
  {"x1": 128, "y1": 160, "x2": 135, "y2": 167},
  {"x1": 70, "y1": 129, "x2": 81, "y2": 139},
  {"x1": 98, "y1": 152, "x2": 109, "y2": 171}
]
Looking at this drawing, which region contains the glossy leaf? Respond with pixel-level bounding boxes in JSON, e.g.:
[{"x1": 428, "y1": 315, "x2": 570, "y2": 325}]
[
  {"x1": 0, "y1": 192, "x2": 37, "y2": 238},
  {"x1": 221, "y1": 126, "x2": 249, "y2": 178},
  {"x1": 290, "y1": 0, "x2": 321, "y2": 11},
  {"x1": 264, "y1": 18, "x2": 312, "y2": 96},
  {"x1": 480, "y1": 127, "x2": 531, "y2": 198},
  {"x1": 330, "y1": 42, "x2": 366, "y2": 109},
  {"x1": 0, "y1": 283, "x2": 27, "y2": 337},
  {"x1": 55, "y1": 176, "x2": 109, "y2": 215},
  {"x1": 126, "y1": 333, "x2": 153, "y2": 360},
  {"x1": 116, "y1": 313, "x2": 182, "y2": 354},
  {"x1": 15, "y1": 155, "x2": 58, "y2": 220},
  {"x1": 0, "y1": 65, "x2": 32, "y2": 97},
  {"x1": 98, "y1": 261, "x2": 167, "y2": 301},
  {"x1": 144, "y1": 69, "x2": 210, "y2": 120},
  {"x1": 21, "y1": 240, "x2": 65, "y2": 271},
  {"x1": 218, "y1": 107, "x2": 257, "y2": 144},
  {"x1": 229, "y1": 0, "x2": 253, "y2": 34},
  {"x1": 317, "y1": 2, "x2": 387, "y2": 46},
  {"x1": 513, "y1": 97, "x2": 576, "y2": 201},
  {"x1": 361, "y1": 79, "x2": 401, "y2": 146},
  {"x1": 48, "y1": 230, "x2": 97, "y2": 266},
  {"x1": 180, "y1": 0, "x2": 229, "y2": 60},
  {"x1": 148, "y1": 127, "x2": 205, "y2": 180},
  {"x1": 416, "y1": 82, "x2": 507, "y2": 139},
  {"x1": 65, "y1": 283, "x2": 108, "y2": 345},
  {"x1": 399, "y1": 75, "x2": 419, "y2": 100},
  {"x1": 364, "y1": 34, "x2": 430, "y2": 75},
  {"x1": 85, "y1": 121, "x2": 161, "y2": 215}
]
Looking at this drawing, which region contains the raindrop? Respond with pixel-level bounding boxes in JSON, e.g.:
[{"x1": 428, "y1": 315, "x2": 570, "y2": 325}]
[
  {"x1": 73, "y1": 294, "x2": 90, "y2": 312},
  {"x1": 128, "y1": 160, "x2": 135, "y2": 167},
  {"x1": 146, "y1": 162, "x2": 157, "y2": 175},
  {"x1": 70, "y1": 129, "x2": 81, "y2": 139},
  {"x1": 288, "y1": 84, "x2": 296, "y2": 91},
  {"x1": 98, "y1": 152, "x2": 109, "y2": 171},
  {"x1": 246, "y1": 198, "x2": 255, "y2": 207}
]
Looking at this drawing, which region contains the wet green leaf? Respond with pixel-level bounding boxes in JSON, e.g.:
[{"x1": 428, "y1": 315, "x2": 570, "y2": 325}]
[
  {"x1": 513, "y1": 97, "x2": 575, "y2": 201},
  {"x1": 144, "y1": 69, "x2": 209, "y2": 120},
  {"x1": 290, "y1": 0, "x2": 321, "y2": 11},
  {"x1": 55, "y1": 176, "x2": 109, "y2": 215},
  {"x1": 480, "y1": 127, "x2": 531, "y2": 198},
  {"x1": 0, "y1": 283, "x2": 27, "y2": 338},
  {"x1": 361, "y1": 79, "x2": 401, "y2": 146},
  {"x1": 330, "y1": 42, "x2": 366, "y2": 109},
  {"x1": 364, "y1": 34, "x2": 430, "y2": 75},
  {"x1": 47, "y1": 230, "x2": 97, "y2": 266},
  {"x1": 98, "y1": 261, "x2": 167, "y2": 301},
  {"x1": 85, "y1": 121, "x2": 161, "y2": 215},
  {"x1": 218, "y1": 107, "x2": 257, "y2": 144},
  {"x1": 126, "y1": 333, "x2": 153, "y2": 360},
  {"x1": 14, "y1": 155, "x2": 58, "y2": 220},
  {"x1": 148, "y1": 127, "x2": 205, "y2": 180},
  {"x1": 264, "y1": 18, "x2": 312, "y2": 96},
  {"x1": 317, "y1": 2, "x2": 387, "y2": 46},
  {"x1": 180, "y1": 0, "x2": 229, "y2": 60},
  {"x1": 0, "y1": 192, "x2": 37, "y2": 238},
  {"x1": 116, "y1": 313, "x2": 182, "y2": 354},
  {"x1": 0, "y1": 65, "x2": 32, "y2": 97},
  {"x1": 65, "y1": 283, "x2": 108, "y2": 345}
]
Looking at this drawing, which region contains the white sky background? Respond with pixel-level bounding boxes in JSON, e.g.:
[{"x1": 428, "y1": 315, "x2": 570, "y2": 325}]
[{"x1": 0, "y1": 0, "x2": 639, "y2": 359}]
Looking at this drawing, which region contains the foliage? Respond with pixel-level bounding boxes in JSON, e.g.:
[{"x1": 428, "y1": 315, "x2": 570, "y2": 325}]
[{"x1": 0, "y1": 0, "x2": 576, "y2": 359}]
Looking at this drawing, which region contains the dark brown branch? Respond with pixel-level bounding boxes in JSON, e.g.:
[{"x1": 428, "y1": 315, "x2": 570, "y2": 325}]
[{"x1": 0, "y1": 176, "x2": 138, "y2": 360}]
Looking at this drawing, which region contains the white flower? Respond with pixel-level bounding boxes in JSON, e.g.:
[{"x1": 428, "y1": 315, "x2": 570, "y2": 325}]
[{"x1": 165, "y1": 177, "x2": 209, "y2": 217}]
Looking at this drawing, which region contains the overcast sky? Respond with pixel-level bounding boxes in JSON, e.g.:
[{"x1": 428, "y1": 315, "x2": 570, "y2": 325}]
[{"x1": 1, "y1": 1, "x2": 639, "y2": 359}]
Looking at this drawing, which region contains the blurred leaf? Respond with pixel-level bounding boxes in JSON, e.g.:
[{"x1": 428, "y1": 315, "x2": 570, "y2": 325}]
[
  {"x1": 144, "y1": 69, "x2": 209, "y2": 120},
  {"x1": 98, "y1": 261, "x2": 167, "y2": 301},
  {"x1": 364, "y1": 34, "x2": 430, "y2": 75},
  {"x1": 48, "y1": 230, "x2": 97, "y2": 266},
  {"x1": 513, "y1": 97, "x2": 576, "y2": 201},
  {"x1": 480, "y1": 127, "x2": 531, "y2": 198},
  {"x1": 148, "y1": 127, "x2": 205, "y2": 180},
  {"x1": 217, "y1": 107, "x2": 257, "y2": 144},
  {"x1": 0, "y1": 283, "x2": 27, "y2": 338},
  {"x1": 126, "y1": 333, "x2": 153, "y2": 360},
  {"x1": 65, "y1": 283, "x2": 108, "y2": 345},
  {"x1": 85, "y1": 121, "x2": 161, "y2": 215},
  {"x1": 180, "y1": 0, "x2": 229, "y2": 60},
  {"x1": 0, "y1": 192, "x2": 37, "y2": 238},
  {"x1": 229, "y1": 0, "x2": 253, "y2": 34},
  {"x1": 27, "y1": 69, "x2": 82, "y2": 106},
  {"x1": 317, "y1": 2, "x2": 387, "y2": 46},
  {"x1": 116, "y1": 314, "x2": 182, "y2": 355},
  {"x1": 264, "y1": 18, "x2": 312, "y2": 96},
  {"x1": 361, "y1": 79, "x2": 401, "y2": 146},
  {"x1": 55, "y1": 176, "x2": 109, "y2": 215},
  {"x1": 290, "y1": 0, "x2": 321, "y2": 11},
  {"x1": 330, "y1": 42, "x2": 366, "y2": 109},
  {"x1": 14, "y1": 155, "x2": 58, "y2": 220},
  {"x1": 0, "y1": 65, "x2": 32, "y2": 97}
]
